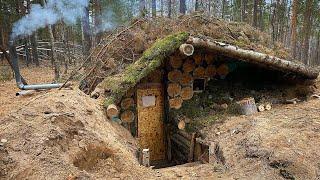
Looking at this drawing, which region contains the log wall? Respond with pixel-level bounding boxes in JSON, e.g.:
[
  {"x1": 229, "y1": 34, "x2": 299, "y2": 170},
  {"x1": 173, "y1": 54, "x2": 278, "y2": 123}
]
[{"x1": 166, "y1": 51, "x2": 231, "y2": 110}]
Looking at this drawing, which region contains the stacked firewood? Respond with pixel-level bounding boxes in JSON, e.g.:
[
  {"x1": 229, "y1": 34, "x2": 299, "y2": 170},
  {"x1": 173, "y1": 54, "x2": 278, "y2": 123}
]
[
  {"x1": 106, "y1": 88, "x2": 137, "y2": 135},
  {"x1": 167, "y1": 47, "x2": 230, "y2": 110}
]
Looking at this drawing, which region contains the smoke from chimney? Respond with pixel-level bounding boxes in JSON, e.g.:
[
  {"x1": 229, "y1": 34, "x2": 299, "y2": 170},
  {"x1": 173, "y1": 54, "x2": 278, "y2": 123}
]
[{"x1": 11, "y1": 0, "x2": 89, "y2": 41}]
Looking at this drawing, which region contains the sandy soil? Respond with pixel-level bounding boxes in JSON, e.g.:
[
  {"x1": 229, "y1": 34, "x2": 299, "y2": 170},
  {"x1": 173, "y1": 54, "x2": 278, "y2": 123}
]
[
  {"x1": 0, "y1": 89, "x2": 154, "y2": 179},
  {"x1": 1, "y1": 66, "x2": 320, "y2": 179},
  {"x1": 0, "y1": 65, "x2": 55, "y2": 117}
]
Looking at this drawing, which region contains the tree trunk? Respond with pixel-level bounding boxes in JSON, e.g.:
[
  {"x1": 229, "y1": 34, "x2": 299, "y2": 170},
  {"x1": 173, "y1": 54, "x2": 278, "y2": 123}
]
[
  {"x1": 24, "y1": 39, "x2": 31, "y2": 67},
  {"x1": 81, "y1": 7, "x2": 92, "y2": 61},
  {"x1": 241, "y1": 0, "x2": 247, "y2": 22},
  {"x1": 290, "y1": 0, "x2": 298, "y2": 58},
  {"x1": 180, "y1": 0, "x2": 186, "y2": 14},
  {"x1": 140, "y1": 0, "x2": 146, "y2": 17},
  {"x1": 301, "y1": 0, "x2": 313, "y2": 65},
  {"x1": 221, "y1": 0, "x2": 227, "y2": 18},
  {"x1": 94, "y1": 0, "x2": 102, "y2": 44},
  {"x1": 160, "y1": 0, "x2": 164, "y2": 16},
  {"x1": 168, "y1": 0, "x2": 172, "y2": 18},
  {"x1": 316, "y1": 31, "x2": 320, "y2": 65},
  {"x1": 48, "y1": 25, "x2": 60, "y2": 81},
  {"x1": 30, "y1": 33, "x2": 39, "y2": 66},
  {"x1": 252, "y1": 0, "x2": 259, "y2": 27},
  {"x1": 258, "y1": 0, "x2": 264, "y2": 31},
  {"x1": 152, "y1": 0, "x2": 156, "y2": 17},
  {"x1": 195, "y1": 0, "x2": 199, "y2": 11}
]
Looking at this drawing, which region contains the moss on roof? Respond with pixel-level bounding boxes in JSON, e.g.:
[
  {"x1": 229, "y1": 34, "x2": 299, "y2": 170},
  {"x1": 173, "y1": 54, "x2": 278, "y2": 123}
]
[{"x1": 102, "y1": 32, "x2": 189, "y2": 108}]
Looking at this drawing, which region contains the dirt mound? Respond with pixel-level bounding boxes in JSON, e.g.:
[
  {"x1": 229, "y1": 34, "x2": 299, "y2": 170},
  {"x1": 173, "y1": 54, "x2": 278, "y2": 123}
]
[
  {"x1": 0, "y1": 89, "x2": 152, "y2": 179},
  {"x1": 202, "y1": 98, "x2": 320, "y2": 179}
]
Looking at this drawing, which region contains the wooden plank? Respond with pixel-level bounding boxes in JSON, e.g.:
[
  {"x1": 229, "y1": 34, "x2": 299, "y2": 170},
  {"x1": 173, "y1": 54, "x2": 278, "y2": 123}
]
[
  {"x1": 188, "y1": 133, "x2": 196, "y2": 162},
  {"x1": 137, "y1": 84, "x2": 166, "y2": 161}
]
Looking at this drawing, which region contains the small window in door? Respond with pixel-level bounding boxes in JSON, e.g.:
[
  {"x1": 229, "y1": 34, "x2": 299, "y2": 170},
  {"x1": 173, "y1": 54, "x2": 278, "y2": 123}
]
[{"x1": 142, "y1": 96, "x2": 156, "y2": 107}]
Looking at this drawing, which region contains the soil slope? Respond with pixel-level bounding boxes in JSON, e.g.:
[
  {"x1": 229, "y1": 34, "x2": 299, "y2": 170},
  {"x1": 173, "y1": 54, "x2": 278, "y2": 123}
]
[{"x1": 0, "y1": 89, "x2": 153, "y2": 179}]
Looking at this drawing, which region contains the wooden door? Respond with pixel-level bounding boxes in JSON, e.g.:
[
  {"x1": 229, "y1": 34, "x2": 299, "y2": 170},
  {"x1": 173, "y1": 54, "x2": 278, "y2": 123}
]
[{"x1": 137, "y1": 83, "x2": 166, "y2": 162}]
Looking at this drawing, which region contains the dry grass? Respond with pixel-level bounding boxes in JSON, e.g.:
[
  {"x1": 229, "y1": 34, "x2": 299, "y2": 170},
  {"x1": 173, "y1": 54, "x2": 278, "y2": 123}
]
[{"x1": 81, "y1": 13, "x2": 290, "y2": 94}]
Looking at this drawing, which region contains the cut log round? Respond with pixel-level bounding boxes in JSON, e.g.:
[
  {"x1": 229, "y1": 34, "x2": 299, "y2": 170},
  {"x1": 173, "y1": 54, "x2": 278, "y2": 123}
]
[
  {"x1": 180, "y1": 86, "x2": 194, "y2": 100},
  {"x1": 179, "y1": 43, "x2": 194, "y2": 56},
  {"x1": 179, "y1": 73, "x2": 193, "y2": 86},
  {"x1": 120, "y1": 110, "x2": 135, "y2": 123},
  {"x1": 107, "y1": 104, "x2": 119, "y2": 118},
  {"x1": 182, "y1": 58, "x2": 196, "y2": 73},
  {"x1": 193, "y1": 66, "x2": 206, "y2": 78},
  {"x1": 193, "y1": 53, "x2": 203, "y2": 65},
  {"x1": 169, "y1": 97, "x2": 183, "y2": 109},
  {"x1": 236, "y1": 98, "x2": 257, "y2": 115},
  {"x1": 257, "y1": 104, "x2": 265, "y2": 112},
  {"x1": 204, "y1": 53, "x2": 215, "y2": 64},
  {"x1": 169, "y1": 55, "x2": 183, "y2": 69},
  {"x1": 167, "y1": 83, "x2": 182, "y2": 97},
  {"x1": 217, "y1": 64, "x2": 229, "y2": 78},
  {"x1": 205, "y1": 65, "x2": 217, "y2": 77},
  {"x1": 121, "y1": 98, "x2": 134, "y2": 109},
  {"x1": 265, "y1": 103, "x2": 272, "y2": 111},
  {"x1": 168, "y1": 69, "x2": 183, "y2": 83},
  {"x1": 178, "y1": 120, "x2": 186, "y2": 130}
]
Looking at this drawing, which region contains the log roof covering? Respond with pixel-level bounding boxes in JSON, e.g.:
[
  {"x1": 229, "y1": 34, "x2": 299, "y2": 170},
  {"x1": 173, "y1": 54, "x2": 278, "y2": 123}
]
[{"x1": 97, "y1": 32, "x2": 319, "y2": 108}]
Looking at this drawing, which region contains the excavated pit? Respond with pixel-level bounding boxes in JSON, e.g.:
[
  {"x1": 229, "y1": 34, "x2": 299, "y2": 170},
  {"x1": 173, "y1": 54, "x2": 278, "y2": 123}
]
[{"x1": 72, "y1": 144, "x2": 114, "y2": 172}]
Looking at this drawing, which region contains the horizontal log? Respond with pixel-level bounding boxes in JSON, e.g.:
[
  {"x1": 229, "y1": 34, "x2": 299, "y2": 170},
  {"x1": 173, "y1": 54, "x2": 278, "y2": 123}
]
[
  {"x1": 169, "y1": 55, "x2": 183, "y2": 69},
  {"x1": 178, "y1": 130, "x2": 192, "y2": 141},
  {"x1": 121, "y1": 98, "x2": 134, "y2": 109},
  {"x1": 182, "y1": 58, "x2": 196, "y2": 73},
  {"x1": 193, "y1": 53, "x2": 203, "y2": 65},
  {"x1": 204, "y1": 53, "x2": 215, "y2": 64},
  {"x1": 205, "y1": 65, "x2": 217, "y2": 77},
  {"x1": 188, "y1": 37, "x2": 319, "y2": 79},
  {"x1": 265, "y1": 103, "x2": 272, "y2": 110},
  {"x1": 107, "y1": 104, "x2": 119, "y2": 118},
  {"x1": 179, "y1": 73, "x2": 193, "y2": 86},
  {"x1": 193, "y1": 66, "x2": 206, "y2": 78},
  {"x1": 180, "y1": 86, "x2": 194, "y2": 100},
  {"x1": 173, "y1": 134, "x2": 191, "y2": 147},
  {"x1": 168, "y1": 69, "x2": 183, "y2": 83},
  {"x1": 179, "y1": 44, "x2": 194, "y2": 56},
  {"x1": 120, "y1": 110, "x2": 135, "y2": 123},
  {"x1": 169, "y1": 97, "x2": 183, "y2": 109},
  {"x1": 217, "y1": 64, "x2": 229, "y2": 77},
  {"x1": 167, "y1": 83, "x2": 182, "y2": 97}
]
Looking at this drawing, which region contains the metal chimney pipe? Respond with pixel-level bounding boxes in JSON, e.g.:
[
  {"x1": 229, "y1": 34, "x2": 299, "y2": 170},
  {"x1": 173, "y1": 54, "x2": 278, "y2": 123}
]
[{"x1": 9, "y1": 40, "x2": 62, "y2": 90}]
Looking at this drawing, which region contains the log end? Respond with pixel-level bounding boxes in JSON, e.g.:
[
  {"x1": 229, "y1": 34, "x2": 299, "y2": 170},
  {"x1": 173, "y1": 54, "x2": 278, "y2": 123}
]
[{"x1": 179, "y1": 44, "x2": 194, "y2": 56}]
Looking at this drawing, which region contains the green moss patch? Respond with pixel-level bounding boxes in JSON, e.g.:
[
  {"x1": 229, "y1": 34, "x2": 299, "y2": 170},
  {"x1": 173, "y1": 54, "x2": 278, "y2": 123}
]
[{"x1": 103, "y1": 32, "x2": 189, "y2": 108}]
